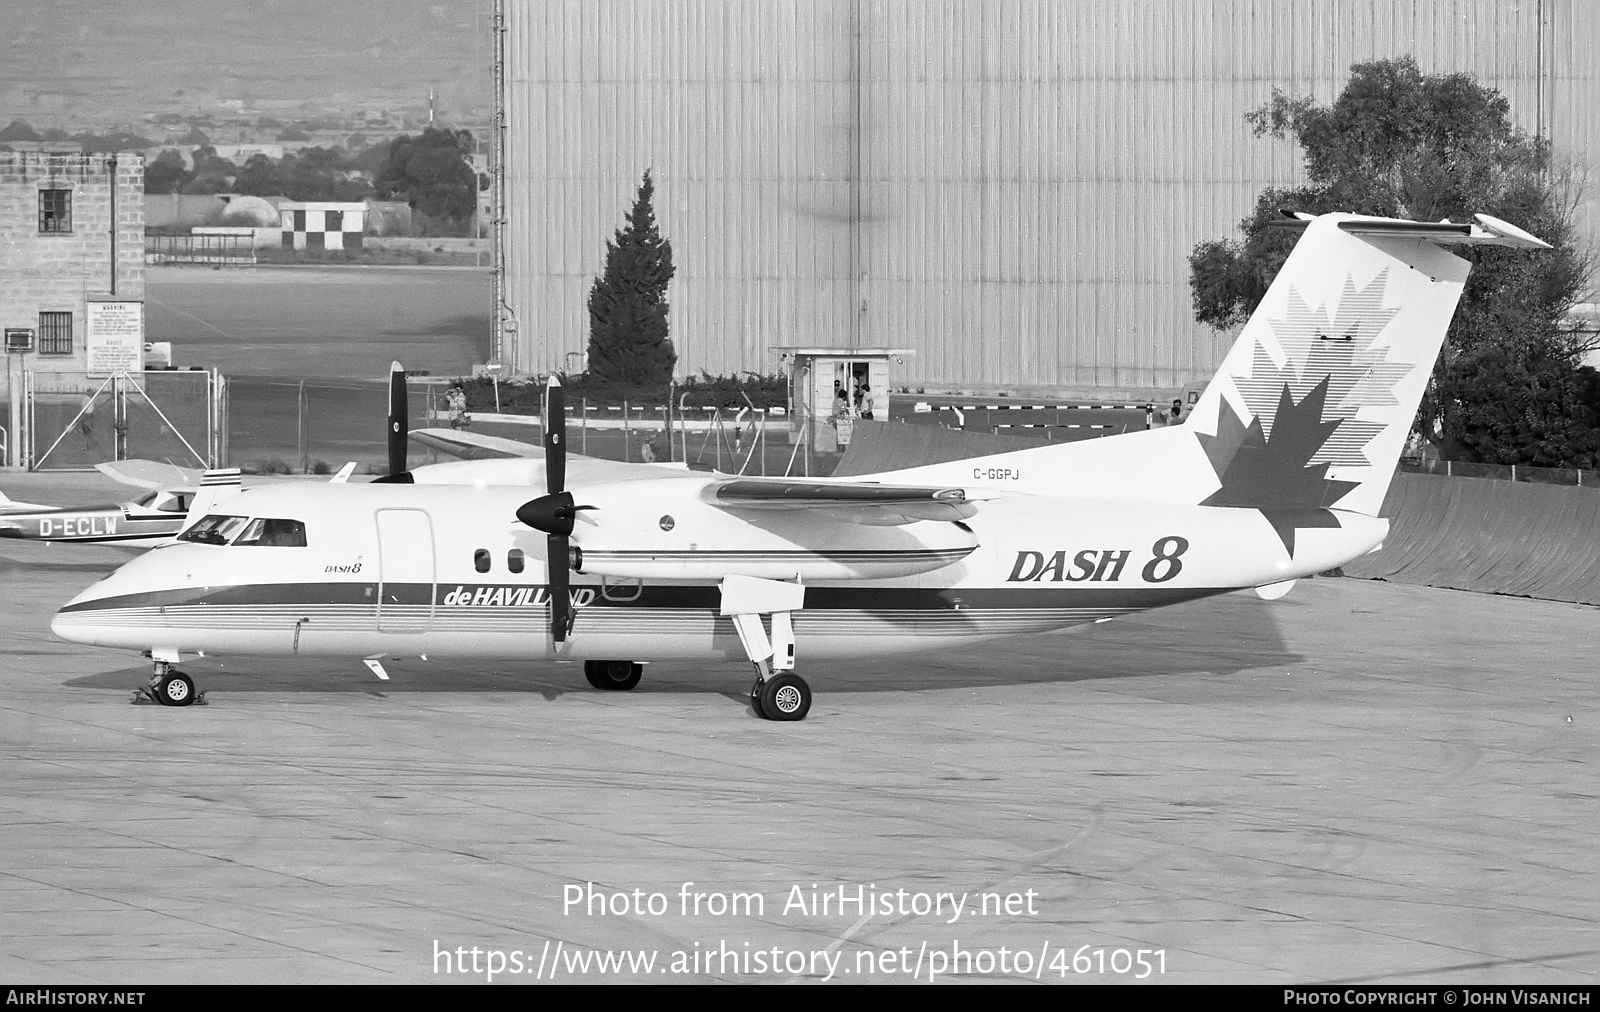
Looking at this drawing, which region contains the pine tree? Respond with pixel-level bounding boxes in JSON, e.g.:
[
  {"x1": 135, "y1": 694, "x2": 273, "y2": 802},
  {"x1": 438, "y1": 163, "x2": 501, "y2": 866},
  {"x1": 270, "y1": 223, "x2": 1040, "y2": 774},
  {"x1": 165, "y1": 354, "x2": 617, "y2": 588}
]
[{"x1": 586, "y1": 170, "x2": 677, "y2": 387}]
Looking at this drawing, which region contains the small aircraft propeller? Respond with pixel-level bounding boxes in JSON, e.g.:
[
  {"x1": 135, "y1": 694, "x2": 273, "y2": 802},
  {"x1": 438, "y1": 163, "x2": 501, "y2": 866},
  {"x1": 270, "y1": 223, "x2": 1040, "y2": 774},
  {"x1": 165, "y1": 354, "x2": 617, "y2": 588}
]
[
  {"x1": 514, "y1": 377, "x2": 592, "y2": 642},
  {"x1": 371, "y1": 361, "x2": 415, "y2": 484}
]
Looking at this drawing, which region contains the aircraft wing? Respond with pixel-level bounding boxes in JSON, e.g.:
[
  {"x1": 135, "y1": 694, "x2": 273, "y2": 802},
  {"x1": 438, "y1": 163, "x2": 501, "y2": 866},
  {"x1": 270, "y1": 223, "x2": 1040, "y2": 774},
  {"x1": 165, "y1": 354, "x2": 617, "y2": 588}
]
[
  {"x1": 94, "y1": 459, "x2": 203, "y2": 491},
  {"x1": 704, "y1": 478, "x2": 987, "y2": 526},
  {"x1": 410, "y1": 427, "x2": 545, "y2": 460}
]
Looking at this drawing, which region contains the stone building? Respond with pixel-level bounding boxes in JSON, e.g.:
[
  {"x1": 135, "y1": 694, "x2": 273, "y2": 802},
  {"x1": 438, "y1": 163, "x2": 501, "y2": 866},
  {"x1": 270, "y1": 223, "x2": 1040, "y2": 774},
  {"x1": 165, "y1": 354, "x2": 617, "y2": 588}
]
[{"x1": 0, "y1": 150, "x2": 145, "y2": 466}]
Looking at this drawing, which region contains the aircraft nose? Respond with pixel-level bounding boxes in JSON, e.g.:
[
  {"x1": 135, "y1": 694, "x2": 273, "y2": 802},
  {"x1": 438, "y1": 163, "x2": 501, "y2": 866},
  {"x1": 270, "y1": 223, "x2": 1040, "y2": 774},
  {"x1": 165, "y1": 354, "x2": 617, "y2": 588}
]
[{"x1": 51, "y1": 601, "x2": 97, "y2": 645}]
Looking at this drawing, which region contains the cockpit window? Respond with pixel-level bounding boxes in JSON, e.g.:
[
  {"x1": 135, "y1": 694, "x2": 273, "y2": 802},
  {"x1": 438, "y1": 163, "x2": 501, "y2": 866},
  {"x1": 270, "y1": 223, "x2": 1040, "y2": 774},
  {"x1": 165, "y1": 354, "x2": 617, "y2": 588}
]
[
  {"x1": 133, "y1": 491, "x2": 190, "y2": 512},
  {"x1": 177, "y1": 515, "x2": 249, "y2": 545},
  {"x1": 233, "y1": 518, "x2": 307, "y2": 547}
]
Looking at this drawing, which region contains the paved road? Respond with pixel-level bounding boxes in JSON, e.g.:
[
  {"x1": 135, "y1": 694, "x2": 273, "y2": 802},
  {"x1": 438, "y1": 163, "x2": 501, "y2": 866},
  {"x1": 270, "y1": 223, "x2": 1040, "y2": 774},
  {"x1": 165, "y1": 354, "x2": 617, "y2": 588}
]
[{"x1": 0, "y1": 477, "x2": 1593, "y2": 984}]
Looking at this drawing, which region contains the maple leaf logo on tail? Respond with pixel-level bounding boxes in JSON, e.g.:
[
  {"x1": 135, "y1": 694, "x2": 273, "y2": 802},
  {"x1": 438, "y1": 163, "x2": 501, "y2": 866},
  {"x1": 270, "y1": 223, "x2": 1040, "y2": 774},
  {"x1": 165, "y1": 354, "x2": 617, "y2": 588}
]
[
  {"x1": 1196, "y1": 378, "x2": 1360, "y2": 555},
  {"x1": 1233, "y1": 271, "x2": 1411, "y2": 468}
]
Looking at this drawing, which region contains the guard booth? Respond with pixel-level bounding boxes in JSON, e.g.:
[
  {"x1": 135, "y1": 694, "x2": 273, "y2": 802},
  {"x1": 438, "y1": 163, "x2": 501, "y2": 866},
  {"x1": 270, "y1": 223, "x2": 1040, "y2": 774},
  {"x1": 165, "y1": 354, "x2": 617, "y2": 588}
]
[{"x1": 773, "y1": 347, "x2": 913, "y2": 453}]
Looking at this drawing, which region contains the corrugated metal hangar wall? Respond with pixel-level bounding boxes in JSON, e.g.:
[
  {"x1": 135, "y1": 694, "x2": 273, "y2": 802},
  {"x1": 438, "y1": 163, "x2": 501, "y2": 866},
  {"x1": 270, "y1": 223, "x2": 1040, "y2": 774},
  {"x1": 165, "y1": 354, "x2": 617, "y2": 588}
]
[{"x1": 499, "y1": 0, "x2": 1597, "y2": 396}]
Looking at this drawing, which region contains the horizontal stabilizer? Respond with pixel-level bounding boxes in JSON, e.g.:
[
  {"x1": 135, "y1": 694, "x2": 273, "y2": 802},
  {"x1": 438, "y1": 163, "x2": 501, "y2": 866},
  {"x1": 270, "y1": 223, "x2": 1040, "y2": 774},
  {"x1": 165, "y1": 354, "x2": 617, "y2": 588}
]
[{"x1": 1270, "y1": 211, "x2": 1551, "y2": 249}]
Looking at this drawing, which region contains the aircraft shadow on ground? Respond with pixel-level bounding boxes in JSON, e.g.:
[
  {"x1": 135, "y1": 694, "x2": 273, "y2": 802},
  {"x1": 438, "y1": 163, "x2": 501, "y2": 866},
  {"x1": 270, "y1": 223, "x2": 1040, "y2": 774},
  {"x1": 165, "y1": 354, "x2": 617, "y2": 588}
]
[{"x1": 61, "y1": 593, "x2": 1299, "y2": 703}]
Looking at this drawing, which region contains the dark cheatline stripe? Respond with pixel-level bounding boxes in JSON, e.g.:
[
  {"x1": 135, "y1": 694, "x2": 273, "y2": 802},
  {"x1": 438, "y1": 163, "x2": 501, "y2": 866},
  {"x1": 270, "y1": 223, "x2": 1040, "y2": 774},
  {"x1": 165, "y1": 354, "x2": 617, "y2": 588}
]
[{"x1": 60, "y1": 581, "x2": 1228, "y2": 614}]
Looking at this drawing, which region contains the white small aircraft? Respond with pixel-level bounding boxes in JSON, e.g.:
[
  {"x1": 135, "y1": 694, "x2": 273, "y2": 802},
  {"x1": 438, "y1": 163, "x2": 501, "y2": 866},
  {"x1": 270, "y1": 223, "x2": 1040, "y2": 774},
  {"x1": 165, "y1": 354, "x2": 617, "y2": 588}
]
[
  {"x1": 0, "y1": 466, "x2": 244, "y2": 547},
  {"x1": 52, "y1": 210, "x2": 1549, "y2": 716},
  {"x1": 0, "y1": 458, "x2": 364, "y2": 549}
]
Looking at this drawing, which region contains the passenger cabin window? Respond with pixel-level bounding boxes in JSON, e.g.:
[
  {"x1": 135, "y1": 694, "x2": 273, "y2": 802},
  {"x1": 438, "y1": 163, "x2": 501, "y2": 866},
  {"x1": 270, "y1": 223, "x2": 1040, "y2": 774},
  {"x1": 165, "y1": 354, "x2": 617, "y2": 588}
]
[
  {"x1": 178, "y1": 515, "x2": 249, "y2": 545},
  {"x1": 474, "y1": 548, "x2": 491, "y2": 573},
  {"x1": 234, "y1": 518, "x2": 307, "y2": 547},
  {"x1": 507, "y1": 549, "x2": 524, "y2": 574}
]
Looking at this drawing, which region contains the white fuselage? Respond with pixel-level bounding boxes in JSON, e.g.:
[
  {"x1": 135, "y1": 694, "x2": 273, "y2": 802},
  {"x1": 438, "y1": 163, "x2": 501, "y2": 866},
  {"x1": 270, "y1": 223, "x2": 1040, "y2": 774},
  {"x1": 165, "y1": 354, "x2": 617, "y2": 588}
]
[{"x1": 51, "y1": 481, "x2": 1386, "y2": 668}]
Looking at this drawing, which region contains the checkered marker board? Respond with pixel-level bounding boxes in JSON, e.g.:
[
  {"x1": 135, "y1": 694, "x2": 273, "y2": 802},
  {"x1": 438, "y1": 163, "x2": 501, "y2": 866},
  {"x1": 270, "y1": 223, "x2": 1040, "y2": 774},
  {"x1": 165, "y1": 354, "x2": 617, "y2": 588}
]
[{"x1": 281, "y1": 208, "x2": 365, "y2": 251}]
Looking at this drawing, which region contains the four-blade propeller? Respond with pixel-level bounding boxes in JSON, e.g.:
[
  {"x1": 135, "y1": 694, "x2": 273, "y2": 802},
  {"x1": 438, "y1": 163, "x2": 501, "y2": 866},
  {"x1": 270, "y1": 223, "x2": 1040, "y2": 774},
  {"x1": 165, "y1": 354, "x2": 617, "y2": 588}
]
[{"x1": 514, "y1": 378, "x2": 591, "y2": 643}]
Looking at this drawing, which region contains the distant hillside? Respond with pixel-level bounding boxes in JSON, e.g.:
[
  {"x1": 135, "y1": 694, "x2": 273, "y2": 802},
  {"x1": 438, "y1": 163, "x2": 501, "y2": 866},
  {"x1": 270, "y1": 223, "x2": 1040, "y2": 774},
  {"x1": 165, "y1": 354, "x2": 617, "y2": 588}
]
[{"x1": 0, "y1": 0, "x2": 489, "y2": 129}]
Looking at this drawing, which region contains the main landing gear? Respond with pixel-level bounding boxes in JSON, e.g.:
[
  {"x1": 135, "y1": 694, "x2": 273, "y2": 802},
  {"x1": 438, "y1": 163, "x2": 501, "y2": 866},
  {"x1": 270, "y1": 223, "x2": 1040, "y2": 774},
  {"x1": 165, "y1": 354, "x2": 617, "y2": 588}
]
[
  {"x1": 584, "y1": 660, "x2": 643, "y2": 691},
  {"x1": 749, "y1": 672, "x2": 812, "y2": 722},
  {"x1": 721, "y1": 575, "x2": 813, "y2": 722},
  {"x1": 141, "y1": 660, "x2": 200, "y2": 707}
]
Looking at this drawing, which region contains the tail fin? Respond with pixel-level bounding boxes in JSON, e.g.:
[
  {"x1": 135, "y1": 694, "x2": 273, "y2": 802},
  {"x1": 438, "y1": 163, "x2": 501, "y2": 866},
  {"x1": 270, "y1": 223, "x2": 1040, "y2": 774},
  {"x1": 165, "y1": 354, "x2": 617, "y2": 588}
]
[
  {"x1": 880, "y1": 211, "x2": 1548, "y2": 516},
  {"x1": 177, "y1": 468, "x2": 242, "y2": 533},
  {"x1": 1189, "y1": 211, "x2": 1548, "y2": 516}
]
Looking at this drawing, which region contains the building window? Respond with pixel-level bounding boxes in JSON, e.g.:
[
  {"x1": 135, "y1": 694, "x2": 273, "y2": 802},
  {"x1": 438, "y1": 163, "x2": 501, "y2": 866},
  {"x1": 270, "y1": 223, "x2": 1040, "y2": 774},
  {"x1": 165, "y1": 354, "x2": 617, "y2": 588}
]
[
  {"x1": 38, "y1": 189, "x2": 71, "y2": 233},
  {"x1": 37, "y1": 312, "x2": 73, "y2": 355}
]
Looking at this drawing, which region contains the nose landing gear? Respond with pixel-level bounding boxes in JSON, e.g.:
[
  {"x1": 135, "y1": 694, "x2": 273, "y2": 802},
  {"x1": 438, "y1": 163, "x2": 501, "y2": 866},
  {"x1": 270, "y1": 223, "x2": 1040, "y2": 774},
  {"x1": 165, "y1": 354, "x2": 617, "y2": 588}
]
[{"x1": 140, "y1": 660, "x2": 201, "y2": 707}]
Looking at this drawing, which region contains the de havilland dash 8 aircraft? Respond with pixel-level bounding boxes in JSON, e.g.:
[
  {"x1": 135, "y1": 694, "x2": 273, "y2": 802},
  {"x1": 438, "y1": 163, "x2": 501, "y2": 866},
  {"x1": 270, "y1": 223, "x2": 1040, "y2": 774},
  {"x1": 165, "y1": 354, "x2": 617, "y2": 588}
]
[{"x1": 51, "y1": 210, "x2": 1548, "y2": 718}]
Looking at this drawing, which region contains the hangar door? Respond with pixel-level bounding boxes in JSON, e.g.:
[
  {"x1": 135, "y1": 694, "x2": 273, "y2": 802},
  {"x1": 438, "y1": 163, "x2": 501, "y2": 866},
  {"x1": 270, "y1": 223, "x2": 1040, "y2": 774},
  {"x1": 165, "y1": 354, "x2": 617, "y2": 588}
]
[{"x1": 376, "y1": 509, "x2": 435, "y2": 633}]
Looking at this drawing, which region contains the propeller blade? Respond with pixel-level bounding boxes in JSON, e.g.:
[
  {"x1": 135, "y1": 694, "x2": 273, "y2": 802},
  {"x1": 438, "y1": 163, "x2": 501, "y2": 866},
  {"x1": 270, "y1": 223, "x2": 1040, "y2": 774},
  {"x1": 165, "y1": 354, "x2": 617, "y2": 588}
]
[
  {"x1": 545, "y1": 376, "x2": 565, "y2": 495},
  {"x1": 537, "y1": 377, "x2": 577, "y2": 642},
  {"x1": 388, "y1": 361, "x2": 407, "y2": 476},
  {"x1": 372, "y1": 361, "x2": 414, "y2": 483},
  {"x1": 548, "y1": 534, "x2": 572, "y2": 642}
]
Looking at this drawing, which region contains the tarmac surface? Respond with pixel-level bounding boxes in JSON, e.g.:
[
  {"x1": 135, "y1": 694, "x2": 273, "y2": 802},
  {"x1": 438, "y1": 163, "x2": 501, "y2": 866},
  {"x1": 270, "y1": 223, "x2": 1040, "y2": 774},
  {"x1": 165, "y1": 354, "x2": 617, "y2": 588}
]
[{"x1": 0, "y1": 472, "x2": 1596, "y2": 984}]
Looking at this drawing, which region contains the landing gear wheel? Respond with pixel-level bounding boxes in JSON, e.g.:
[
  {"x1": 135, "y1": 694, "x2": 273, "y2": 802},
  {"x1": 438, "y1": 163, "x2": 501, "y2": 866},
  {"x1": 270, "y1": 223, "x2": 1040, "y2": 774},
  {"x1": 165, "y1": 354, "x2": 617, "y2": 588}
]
[
  {"x1": 756, "y1": 673, "x2": 811, "y2": 721},
  {"x1": 584, "y1": 660, "x2": 642, "y2": 691},
  {"x1": 155, "y1": 671, "x2": 195, "y2": 707}
]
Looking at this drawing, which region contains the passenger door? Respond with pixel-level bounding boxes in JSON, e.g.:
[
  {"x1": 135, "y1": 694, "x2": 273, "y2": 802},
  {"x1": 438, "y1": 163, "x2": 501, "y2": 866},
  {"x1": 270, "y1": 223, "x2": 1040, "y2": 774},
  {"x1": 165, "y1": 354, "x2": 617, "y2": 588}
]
[{"x1": 376, "y1": 509, "x2": 435, "y2": 633}]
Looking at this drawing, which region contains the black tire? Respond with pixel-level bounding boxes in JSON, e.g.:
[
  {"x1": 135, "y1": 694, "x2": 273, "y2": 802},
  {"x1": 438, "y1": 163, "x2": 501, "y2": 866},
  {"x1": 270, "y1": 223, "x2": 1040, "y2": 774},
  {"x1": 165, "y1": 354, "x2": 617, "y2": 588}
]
[
  {"x1": 156, "y1": 671, "x2": 195, "y2": 707},
  {"x1": 757, "y1": 673, "x2": 811, "y2": 721},
  {"x1": 584, "y1": 660, "x2": 642, "y2": 691}
]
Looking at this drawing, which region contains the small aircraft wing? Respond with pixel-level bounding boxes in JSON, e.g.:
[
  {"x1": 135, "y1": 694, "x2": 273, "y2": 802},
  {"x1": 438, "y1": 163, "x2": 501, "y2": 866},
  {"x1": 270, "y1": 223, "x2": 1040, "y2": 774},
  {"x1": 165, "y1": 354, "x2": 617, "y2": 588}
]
[
  {"x1": 410, "y1": 427, "x2": 545, "y2": 460},
  {"x1": 94, "y1": 459, "x2": 203, "y2": 491},
  {"x1": 705, "y1": 478, "x2": 987, "y2": 526},
  {"x1": 329, "y1": 462, "x2": 358, "y2": 483}
]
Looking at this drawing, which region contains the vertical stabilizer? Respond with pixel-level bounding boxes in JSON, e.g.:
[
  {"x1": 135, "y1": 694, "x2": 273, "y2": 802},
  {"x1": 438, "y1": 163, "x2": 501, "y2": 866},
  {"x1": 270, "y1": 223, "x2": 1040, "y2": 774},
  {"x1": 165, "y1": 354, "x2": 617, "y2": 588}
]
[
  {"x1": 876, "y1": 212, "x2": 1547, "y2": 522},
  {"x1": 1187, "y1": 212, "x2": 1549, "y2": 517},
  {"x1": 178, "y1": 468, "x2": 243, "y2": 533}
]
